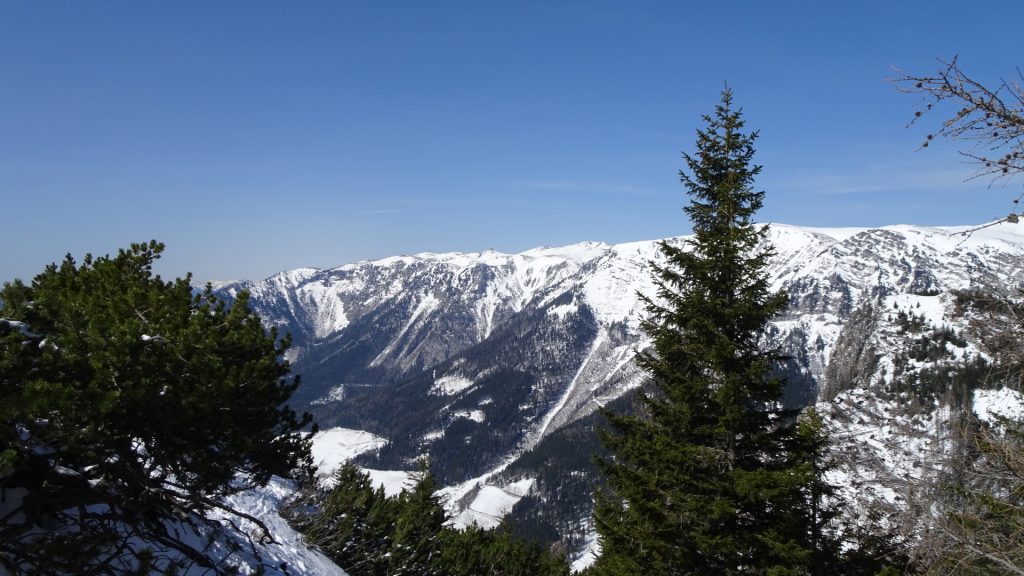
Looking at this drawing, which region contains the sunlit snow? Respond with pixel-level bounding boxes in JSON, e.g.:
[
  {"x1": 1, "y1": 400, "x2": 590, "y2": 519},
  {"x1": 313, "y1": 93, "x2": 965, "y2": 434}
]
[
  {"x1": 308, "y1": 427, "x2": 387, "y2": 479},
  {"x1": 431, "y1": 374, "x2": 475, "y2": 396}
]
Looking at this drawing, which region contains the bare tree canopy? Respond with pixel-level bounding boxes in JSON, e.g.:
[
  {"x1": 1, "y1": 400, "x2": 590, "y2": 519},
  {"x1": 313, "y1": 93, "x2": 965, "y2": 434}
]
[{"x1": 893, "y1": 56, "x2": 1024, "y2": 226}]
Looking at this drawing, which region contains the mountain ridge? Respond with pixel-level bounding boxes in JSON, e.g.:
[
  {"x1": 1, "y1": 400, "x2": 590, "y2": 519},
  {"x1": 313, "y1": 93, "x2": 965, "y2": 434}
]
[{"x1": 213, "y1": 220, "x2": 1024, "y2": 562}]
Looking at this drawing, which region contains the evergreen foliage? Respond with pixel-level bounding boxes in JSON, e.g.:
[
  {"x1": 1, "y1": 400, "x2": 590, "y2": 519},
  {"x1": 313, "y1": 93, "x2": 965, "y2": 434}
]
[
  {"x1": 590, "y1": 89, "x2": 844, "y2": 575},
  {"x1": 288, "y1": 462, "x2": 569, "y2": 576},
  {"x1": 0, "y1": 241, "x2": 313, "y2": 574}
]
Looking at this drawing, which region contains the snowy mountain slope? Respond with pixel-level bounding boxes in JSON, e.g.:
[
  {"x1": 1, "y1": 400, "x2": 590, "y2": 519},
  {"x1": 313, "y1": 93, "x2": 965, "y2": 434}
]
[
  {"x1": 228, "y1": 221, "x2": 1024, "y2": 430},
  {"x1": 220, "y1": 221, "x2": 1024, "y2": 558}
]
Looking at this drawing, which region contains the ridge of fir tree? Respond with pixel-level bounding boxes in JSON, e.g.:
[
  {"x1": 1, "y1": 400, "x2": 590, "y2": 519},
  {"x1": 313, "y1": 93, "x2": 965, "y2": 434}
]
[{"x1": 590, "y1": 88, "x2": 843, "y2": 576}]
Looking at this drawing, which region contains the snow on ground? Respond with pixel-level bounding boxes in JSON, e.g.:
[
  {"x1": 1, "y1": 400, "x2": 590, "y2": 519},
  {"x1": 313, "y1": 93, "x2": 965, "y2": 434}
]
[
  {"x1": 547, "y1": 301, "x2": 579, "y2": 319},
  {"x1": 422, "y1": 428, "x2": 445, "y2": 441},
  {"x1": 363, "y1": 469, "x2": 416, "y2": 497},
  {"x1": 821, "y1": 387, "x2": 948, "y2": 510},
  {"x1": 531, "y1": 335, "x2": 606, "y2": 445},
  {"x1": 797, "y1": 225, "x2": 868, "y2": 242},
  {"x1": 310, "y1": 383, "x2": 346, "y2": 405},
  {"x1": 431, "y1": 373, "x2": 475, "y2": 396},
  {"x1": 884, "y1": 292, "x2": 948, "y2": 329},
  {"x1": 307, "y1": 427, "x2": 415, "y2": 497},
  {"x1": 309, "y1": 427, "x2": 388, "y2": 478},
  {"x1": 974, "y1": 387, "x2": 1024, "y2": 424},
  {"x1": 208, "y1": 477, "x2": 349, "y2": 575},
  {"x1": 447, "y1": 478, "x2": 535, "y2": 530},
  {"x1": 297, "y1": 280, "x2": 351, "y2": 339},
  {"x1": 370, "y1": 292, "x2": 440, "y2": 366},
  {"x1": 452, "y1": 409, "x2": 486, "y2": 423},
  {"x1": 438, "y1": 446, "x2": 538, "y2": 529},
  {"x1": 580, "y1": 240, "x2": 657, "y2": 326},
  {"x1": 570, "y1": 528, "x2": 600, "y2": 573}
]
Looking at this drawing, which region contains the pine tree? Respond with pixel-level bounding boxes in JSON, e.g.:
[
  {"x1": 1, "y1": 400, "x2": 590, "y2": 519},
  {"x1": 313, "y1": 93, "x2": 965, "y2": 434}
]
[
  {"x1": 0, "y1": 241, "x2": 313, "y2": 574},
  {"x1": 591, "y1": 89, "x2": 833, "y2": 575},
  {"x1": 388, "y1": 462, "x2": 447, "y2": 574}
]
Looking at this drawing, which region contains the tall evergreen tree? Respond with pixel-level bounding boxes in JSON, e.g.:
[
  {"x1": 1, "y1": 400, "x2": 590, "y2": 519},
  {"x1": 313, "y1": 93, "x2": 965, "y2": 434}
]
[{"x1": 591, "y1": 89, "x2": 833, "y2": 575}]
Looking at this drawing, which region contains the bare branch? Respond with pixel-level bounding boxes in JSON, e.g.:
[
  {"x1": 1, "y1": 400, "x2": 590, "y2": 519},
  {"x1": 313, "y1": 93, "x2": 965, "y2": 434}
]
[{"x1": 892, "y1": 56, "x2": 1024, "y2": 225}]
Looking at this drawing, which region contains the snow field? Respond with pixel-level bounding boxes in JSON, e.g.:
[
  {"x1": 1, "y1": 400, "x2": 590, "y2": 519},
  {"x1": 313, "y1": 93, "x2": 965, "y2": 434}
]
[
  {"x1": 430, "y1": 373, "x2": 476, "y2": 396},
  {"x1": 308, "y1": 427, "x2": 388, "y2": 481},
  {"x1": 447, "y1": 478, "x2": 536, "y2": 530}
]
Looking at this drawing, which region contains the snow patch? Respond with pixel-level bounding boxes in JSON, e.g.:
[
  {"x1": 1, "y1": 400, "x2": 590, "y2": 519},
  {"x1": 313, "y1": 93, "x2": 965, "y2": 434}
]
[
  {"x1": 452, "y1": 409, "x2": 485, "y2": 423},
  {"x1": 431, "y1": 374, "x2": 475, "y2": 396},
  {"x1": 547, "y1": 301, "x2": 579, "y2": 319},
  {"x1": 570, "y1": 528, "x2": 600, "y2": 573},
  {"x1": 974, "y1": 387, "x2": 1024, "y2": 424},
  {"x1": 0, "y1": 319, "x2": 37, "y2": 338},
  {"x1": 311, "y1": 384, "x2": 346, "y2": 405},
  {"x1": 885, "y1": 292, "x2": 947, "y2": 329},
  {"x1": 422, "y1": 429, "x2": 445, "y2": 442},
  {"x1": 212, "y1": 477, "x2": 349, "y2": 575},
  {"x1": 363, "y1": 469, "x2": 416, "y2": 498},
  {"x1": 309, "y1": 427, "x2": 387, "y2": 478},
  {"x1": 448, "y1": 478, "x2": 535, "y2": 529}
]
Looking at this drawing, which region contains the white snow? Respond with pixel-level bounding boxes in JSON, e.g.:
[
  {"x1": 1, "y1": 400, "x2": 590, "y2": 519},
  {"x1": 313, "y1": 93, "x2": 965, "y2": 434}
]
[
  {"x1": 974, "y1": 387, "x2": 1024, "y2": 424},
  {"x1": 307, "y1": 428, "x2": 415, "y2": 498},
  {"x1": 570, "y1": 528, "x2": 600, "y2": 573},
  {"x1": 885, "y1": 292, "x2": 947, "y2": 329},
  {"x1": 579, "y1": 240, "x2": 658, "y2": 326},
  {"x1": 210, "y1": 477, "x2": 349, "y2": 575},
  {"x1": 0, "y1": 319, "x2": 37, "y2": 338},
  {"x1": 452, "y1": 409, "x2": 485, "y2": 423},
  {"x1": 311, "y1": 384, "x2": 346, "y2": 405},
  {"x1": 547, "y1": 301, "x2": 579, "y2": 319},
  {"x1": 532, "y1": 335, "x2": 606, "y2": 445},
  {"x1": 308, "y1": 427, "x2": 387, "y2": 478},
  {"x1": 363, "y1": 469, "x2": 416, "y2": 497},
  {"x1": 422, "y1": 428, "x2": 445, "y2": 442},
  {"x1": 298, "y1": 281, "x2": 351, "y2": 338},
  {"x1": 448, "y1": 478, "x2": 535, "y2": 529},
  {"x1": 821, "y1": 385, "x2": 955, "y2": 518},
  {"x1": 431, "y1": 374, "x2": 475, "y2": 396},
  {"x1": 801, "y1": 225, "x2": 868, "y2": 242}
]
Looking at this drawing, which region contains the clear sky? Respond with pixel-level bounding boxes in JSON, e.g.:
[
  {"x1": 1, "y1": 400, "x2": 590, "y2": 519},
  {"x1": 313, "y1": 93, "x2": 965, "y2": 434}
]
[{"x1": 2, "y1": 1, "x2": 1022, "y2": 284}]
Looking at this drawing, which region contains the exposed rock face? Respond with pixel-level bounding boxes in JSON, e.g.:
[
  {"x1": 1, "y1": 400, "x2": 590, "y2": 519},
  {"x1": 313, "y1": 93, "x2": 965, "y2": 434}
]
[{"x1": 824, "y1": 302, "x2": 880, "y2": 401}]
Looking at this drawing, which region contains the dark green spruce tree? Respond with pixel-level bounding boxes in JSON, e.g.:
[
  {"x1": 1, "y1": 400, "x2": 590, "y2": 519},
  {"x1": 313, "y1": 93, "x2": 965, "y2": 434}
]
[{"x1": 591, "y1": 89, "x2": 841, "y2": 575}]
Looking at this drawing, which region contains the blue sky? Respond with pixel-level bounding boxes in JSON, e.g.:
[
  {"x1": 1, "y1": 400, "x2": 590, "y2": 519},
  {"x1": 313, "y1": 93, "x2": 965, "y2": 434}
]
[{"x1": 2, "y1": 1, "x2": 1022, "y2": 284}]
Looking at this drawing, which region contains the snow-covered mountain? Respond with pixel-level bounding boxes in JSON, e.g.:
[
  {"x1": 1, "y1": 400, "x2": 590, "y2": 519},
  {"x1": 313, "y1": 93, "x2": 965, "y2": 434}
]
[
  {"x1": 220, "y1": 221, "x2": 1024, "y2": 562},
  {"x1": 227, "y1": 221, "x2": 1024, "y2": 431}
]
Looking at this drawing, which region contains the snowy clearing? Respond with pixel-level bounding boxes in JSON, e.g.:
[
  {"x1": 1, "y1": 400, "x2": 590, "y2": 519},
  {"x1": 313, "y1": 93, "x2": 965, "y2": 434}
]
[{"x1": 309, "y1": 427, "x2": 388, "y2": 479}]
